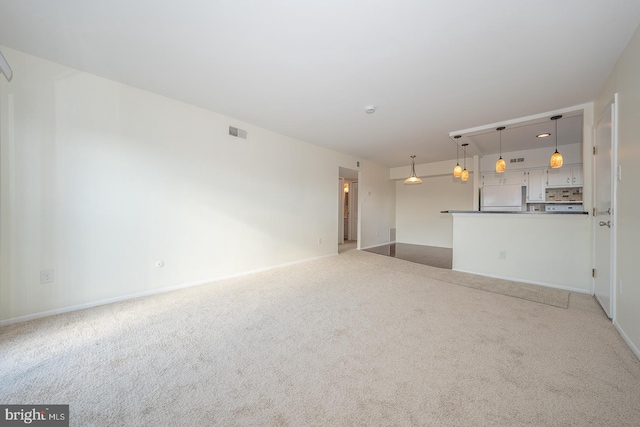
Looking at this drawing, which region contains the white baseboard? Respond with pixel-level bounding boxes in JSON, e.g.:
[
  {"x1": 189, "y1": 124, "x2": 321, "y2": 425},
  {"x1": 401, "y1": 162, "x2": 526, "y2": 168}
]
[
  {"x1": 614, "y1": 321, "x2": 640, "y2": 361},
  {"x1": 0, "y1": 253, "x2": 337, "y2": 327},
  {"x1": 452, "y1": 268, "x2": 591, "y2": 295}
]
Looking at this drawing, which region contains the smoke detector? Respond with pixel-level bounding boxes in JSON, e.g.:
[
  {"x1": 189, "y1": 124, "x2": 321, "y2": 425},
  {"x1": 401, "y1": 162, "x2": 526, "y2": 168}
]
[{"x1": 365, "y1": 106, "x2": 376, "y2": 114}]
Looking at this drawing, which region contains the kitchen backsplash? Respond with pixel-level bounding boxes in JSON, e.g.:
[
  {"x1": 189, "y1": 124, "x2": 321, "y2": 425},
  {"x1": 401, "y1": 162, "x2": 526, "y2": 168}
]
[{"x1": 545, "y1": 187, "x2": 583, "y2": 202}]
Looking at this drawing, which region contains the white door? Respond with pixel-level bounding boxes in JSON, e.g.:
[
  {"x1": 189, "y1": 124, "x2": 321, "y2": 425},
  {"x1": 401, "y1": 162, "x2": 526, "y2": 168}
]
[{"x1": 593, "y1": 99, "x2": 616, "y2": 318}]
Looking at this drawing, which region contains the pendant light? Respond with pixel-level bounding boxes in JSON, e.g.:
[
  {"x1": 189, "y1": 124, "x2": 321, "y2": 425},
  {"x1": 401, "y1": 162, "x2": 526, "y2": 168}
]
[
  {"x1": 549, "y1": 115, "x2": 563, "y2": 168},
  {"x1": 404, "y1": 155, "x2": 423, "y2": 185},
  {"x1": 453, "y1": 135, "x2": 463, "y2": 178},
  {"x1": 460, "y1": 143, "x2": 469, "y2": 182},
  {"x1": 495, "y1": 126, "x2": 506, "y2": 173}
]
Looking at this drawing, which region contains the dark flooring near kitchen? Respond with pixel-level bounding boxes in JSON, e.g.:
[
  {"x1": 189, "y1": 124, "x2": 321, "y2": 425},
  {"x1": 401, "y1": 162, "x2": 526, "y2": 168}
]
[{"x1": 364, "y1": 243, "x2": 453, "y2": 269}]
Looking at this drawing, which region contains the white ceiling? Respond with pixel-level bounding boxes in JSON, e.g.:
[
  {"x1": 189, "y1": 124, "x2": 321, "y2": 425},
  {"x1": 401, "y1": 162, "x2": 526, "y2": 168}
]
[{"x1": 0, "y1": 1, "x2": 639, "y2": 168}]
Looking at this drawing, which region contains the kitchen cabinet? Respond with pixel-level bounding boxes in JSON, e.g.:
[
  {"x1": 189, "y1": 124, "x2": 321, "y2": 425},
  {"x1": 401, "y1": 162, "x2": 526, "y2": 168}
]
[
  {"x1": 481, "y1": 170, "x2": 525, "y2": 186},
  {"x1": 481, "y1": 172, "x2": 503, "y2": 186},
  {"x1": 571, "y1": 167, "x2": 583, "y2": 186},
  {"x1": 526, "y1": 170, "x2": 545, "y2": 202},
  {"x1": 503, "y1": 170, "x2": 526, "y2": 185},
  {"x1": 546, "y1": 164, "x2": 583, "y2": 187}
]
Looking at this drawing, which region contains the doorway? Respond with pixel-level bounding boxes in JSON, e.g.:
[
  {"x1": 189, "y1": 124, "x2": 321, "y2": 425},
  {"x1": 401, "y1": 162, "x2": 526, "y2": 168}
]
[
  {"x1": 339, "y1": 167, "x2": 359, "y2": 251},
  {"x1": 593, "y1": 95, "x2": 618, "y2": 319}
]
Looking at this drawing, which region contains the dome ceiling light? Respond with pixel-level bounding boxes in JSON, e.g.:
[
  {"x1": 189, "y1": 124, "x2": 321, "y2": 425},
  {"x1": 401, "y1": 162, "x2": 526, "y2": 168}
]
[{"x1": 404, "y1": 155, "x2": 423, "y2": 185}]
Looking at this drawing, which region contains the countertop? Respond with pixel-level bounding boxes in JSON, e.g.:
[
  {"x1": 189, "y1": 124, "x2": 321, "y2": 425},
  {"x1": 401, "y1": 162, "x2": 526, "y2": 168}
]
[{"x1": 441, "y1": 210, "x2": 589, "y2": 215}]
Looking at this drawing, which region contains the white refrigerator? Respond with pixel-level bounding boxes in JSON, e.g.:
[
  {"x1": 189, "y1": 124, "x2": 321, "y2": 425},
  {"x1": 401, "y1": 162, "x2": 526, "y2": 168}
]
[{"x1": 481, "y1": 185, "x2": 525, "y2": 211}]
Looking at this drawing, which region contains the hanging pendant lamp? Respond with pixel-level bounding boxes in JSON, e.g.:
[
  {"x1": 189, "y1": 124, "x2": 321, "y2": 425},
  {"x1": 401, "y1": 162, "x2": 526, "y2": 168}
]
[
  {"x1": 460, "y1": 144, "x2": 469, "y2": 182},
  {"x1": 404, "y1": 155, "x2": 423, "y2": 185},
  {"x1": 495, "y1": 126, "x2": 506, "y2": 173},
  {"x1": 549, "y1": 115, "x2": 563, "y2": 168},
  {"x1": 453, "y1": 135, "x2": 463, "y2": 178}
]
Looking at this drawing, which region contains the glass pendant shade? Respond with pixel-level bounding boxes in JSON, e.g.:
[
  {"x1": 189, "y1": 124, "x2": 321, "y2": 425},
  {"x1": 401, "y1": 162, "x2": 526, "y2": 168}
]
[
  {"x1": 550, "y1": 150, "x2": 563, "y2": 168},
  {"x1": 452, "y1": 135, "x2": 462, "y2": 178},
  {"x1": 404, "y1": 155, "x2": 423, "y2": 185},
  {"x1": 549, "y1": 115, "x2": 563, "y2": 169},
  {"x1": 495, "y1": 126, "x2": 506, "y2": 173},
  {"x1": 460, "y1": 143, "x2": 469, "y2": 182}
]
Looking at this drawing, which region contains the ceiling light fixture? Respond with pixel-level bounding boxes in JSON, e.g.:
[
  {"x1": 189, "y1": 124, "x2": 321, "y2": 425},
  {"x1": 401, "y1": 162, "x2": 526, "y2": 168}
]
[
  {"x1": 404, "y1": 155, "x2": 423, "y2": 185},
  {"x1": 495, "y1": 126, "x2": 506, "y2": 173},
  {"x1": 537, "y1": 133, "x2": 551, "y2": 138},
  {"x1": 549, "y1": 115, "x2": 563, "y2": 168},
  {"x1": 365, "y1": 106, "x2": 376, "y2": 114},
  {"x1": 461, "y1": 144, "x2": 469, "y2": 182},
  {"x1": 453, "y1": 135, "x2": 463, "y2": 178}
]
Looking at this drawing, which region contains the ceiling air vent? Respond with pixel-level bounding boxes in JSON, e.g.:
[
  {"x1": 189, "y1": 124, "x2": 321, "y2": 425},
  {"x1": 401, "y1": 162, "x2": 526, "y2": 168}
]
[{"x1": 229, "y1": 126, "x2": 248, "y2": 139}]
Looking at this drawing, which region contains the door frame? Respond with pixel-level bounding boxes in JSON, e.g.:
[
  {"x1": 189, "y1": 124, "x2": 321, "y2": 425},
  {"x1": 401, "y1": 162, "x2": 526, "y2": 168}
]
[
  {"x1": 348, "y1": 182, "x2": 358, "y2": 241},
  {"x1": 592, "y1": 93, "x2": 618, "y2": 320},
  {"x1": 338, "y1": 167, "x2": 360, "y2": 249},
  {"x1": 338, "y1": 177, "x2": 345, "y2": 245}
]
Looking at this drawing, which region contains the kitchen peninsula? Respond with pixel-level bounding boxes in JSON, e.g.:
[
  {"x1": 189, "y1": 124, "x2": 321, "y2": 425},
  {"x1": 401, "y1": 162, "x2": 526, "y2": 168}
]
[{"x1": 443, "y1": 208, "x2": 591, "y2": 294}]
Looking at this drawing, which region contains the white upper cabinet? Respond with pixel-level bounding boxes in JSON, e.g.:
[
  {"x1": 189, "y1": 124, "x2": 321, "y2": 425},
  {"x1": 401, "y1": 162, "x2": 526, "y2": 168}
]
[
  {"x1": 571, "y1": 167, "x2": 583, "y2": 186},
  {"x1": 502, "y1": 170, "x2": 526, "y2": 185},
  {"x1": 481, "y1": 172, "x2": 504, "y2": 186},
  {"x1": 526, "y1": 170, "x2": 546, "y2": 202},
  {"x1": 481, "y1": 170, "x2": 526, "y2": 186},
  {"x1": 546, "y1": 164, "x2": 583, "y2": 187}
]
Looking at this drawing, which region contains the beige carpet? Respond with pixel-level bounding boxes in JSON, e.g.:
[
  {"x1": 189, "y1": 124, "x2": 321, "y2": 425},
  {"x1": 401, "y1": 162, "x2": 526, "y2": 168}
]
[{"x1": 2, "y1": 250, "x2": 639, "y2": 426}]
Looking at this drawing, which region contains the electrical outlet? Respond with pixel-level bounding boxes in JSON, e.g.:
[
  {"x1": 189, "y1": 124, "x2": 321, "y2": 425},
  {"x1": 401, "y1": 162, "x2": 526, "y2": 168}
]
[
  {"x1": 40, "y1": 269, "x2": 54, "y2": 284},
  {"x1": 619, "y1": 280, "x2": 623, "y2": 295},
  {"x1": 498, "y1": 250, "x2": 507, "y2": 260},
  {"x1": 318, "y1": 238, "x2": 322, "y2": 245}
]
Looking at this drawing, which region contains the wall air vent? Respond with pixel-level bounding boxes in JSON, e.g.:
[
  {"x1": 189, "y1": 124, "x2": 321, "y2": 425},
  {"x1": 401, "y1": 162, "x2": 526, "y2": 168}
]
[
  {"x1": 229, "y1": 126, "x2": 248, "y2": 139},
  {"x1": 509, "y1": 157, "x2": 525, "y2": 163}
]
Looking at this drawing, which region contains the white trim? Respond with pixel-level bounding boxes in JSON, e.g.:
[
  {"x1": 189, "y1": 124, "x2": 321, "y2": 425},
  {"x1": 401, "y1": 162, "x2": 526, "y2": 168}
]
[
  {"x1": 0, "y1": 253, "x2": 337, "y2": 327},
  {"x1": 614, "y1": 322, "x2": 640, "y2": 361},
  {"x1": 611, "y1": 93, "x2": 619, "y2": 322},
  {"x1": 449, "y1": 103, "x2": 591, "y2": 137},
  {"x1": 591, "y1": 123, "x2": 597, "y2": 296},
  {"x1": 453, "y1": 268, "x2": 591, "y2": 295}
]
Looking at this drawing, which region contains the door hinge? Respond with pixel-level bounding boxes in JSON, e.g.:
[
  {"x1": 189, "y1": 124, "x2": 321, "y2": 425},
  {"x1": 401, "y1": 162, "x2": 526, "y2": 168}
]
[
  {"x1": 592, "y1": 268, "x2": 596, "y2": 278},
  {"x1": 593, "y1": 146, "x2": 597, "y2": 155},
  {"x1": 593, "y1": 208, "x2": 597, "y2": 216}
]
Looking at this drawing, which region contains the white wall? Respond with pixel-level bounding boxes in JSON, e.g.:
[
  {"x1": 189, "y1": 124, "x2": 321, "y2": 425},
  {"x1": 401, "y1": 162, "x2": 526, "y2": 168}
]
[
  {"x1": 0, "y1": 47, "x2": 393, "y2": 324},
  {"x1": 391, "y1": 158, "x2": 476, "y2": 248},
  {"x1": 594, "y1": 24, "x2": 640, "y2": 358},
  {"x1": 452, "y1": 213, "x2": 591, "y2": 292},
  {"x1": 395, "y1": 175, "x2": 473, "y2": 248},
  {"x1": 359, "y1": 161, "x2": 396, "y2": 249}
]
